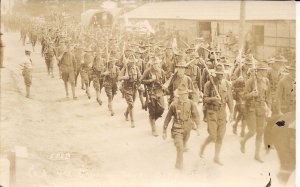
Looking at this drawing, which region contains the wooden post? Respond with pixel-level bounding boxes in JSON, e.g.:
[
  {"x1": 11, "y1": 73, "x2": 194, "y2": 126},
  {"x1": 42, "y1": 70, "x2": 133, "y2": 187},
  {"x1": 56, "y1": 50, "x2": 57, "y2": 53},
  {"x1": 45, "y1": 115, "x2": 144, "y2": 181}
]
[{"x1": 239, "y1": 0, "x2": 246, "y2": 49}]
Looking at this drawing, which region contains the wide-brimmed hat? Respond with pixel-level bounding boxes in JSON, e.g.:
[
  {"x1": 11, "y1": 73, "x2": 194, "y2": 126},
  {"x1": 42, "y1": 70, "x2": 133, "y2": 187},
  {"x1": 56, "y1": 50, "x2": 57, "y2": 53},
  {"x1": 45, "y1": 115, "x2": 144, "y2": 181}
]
[
  {"x1": 185, "y1": 48, "x2": 195, "y2": 54},
  {"x1": 174, "y1": 83, "x2": 190, "y2": 96},
  {"x1": 175, "y1": 60, "x2": 188, "y2": 68},
  {"x1": 255, "y1": 61, "x2": 269, "y2": 70},
  {"x1": 215, "y1": 64, "x2": 225, "y2": 74}
]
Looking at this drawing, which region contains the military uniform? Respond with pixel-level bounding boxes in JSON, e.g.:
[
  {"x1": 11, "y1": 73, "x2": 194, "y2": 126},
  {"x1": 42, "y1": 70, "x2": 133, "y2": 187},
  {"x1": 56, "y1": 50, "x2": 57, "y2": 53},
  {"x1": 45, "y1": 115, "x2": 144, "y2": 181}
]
[
  {"x1": 92, "y1": 51, "x2": 106, "y2": 105},
  {"x1": 163, "y1": 83, "x2": 200, "y2": 169},
  {"x1": 73, "y1": 46, "x2": 84, "y2": 88},
  {"x1": 22, "y1": 50, "x2": 33, "y2": 98},
  {"x1": 200, "y1": 64, "x2": 233, "y2": 165},
  {"x1": 103, "y1": 59, "x2": 120, "y2": 116},
  {"x1": 185, "y1": 57, "x2": 202, "y2": 103},
  {"x1": 44, "y1": 42, "x2": 56, "y2": 77},
  {"x1": 141, "y1": 61, "x2": 166, "y2": 136},
  {"x1": 58, "y1": 47, "x2": 77, "y2": 99},
  {"x1": 119, "y1": 56, "x2": 142, "y2": 127},
  {"x1": 240, "y1": 62, "x2": 271, "y2": 162},
  {"x1": 276, "y1": 65, "x2": 296, "y2": 114},
  {"x1": 167, "y1": 60, "x2": 194, "y2": 106},
  {"x1": 81, "y1": 49, "x2": 94, "y2": 99}
]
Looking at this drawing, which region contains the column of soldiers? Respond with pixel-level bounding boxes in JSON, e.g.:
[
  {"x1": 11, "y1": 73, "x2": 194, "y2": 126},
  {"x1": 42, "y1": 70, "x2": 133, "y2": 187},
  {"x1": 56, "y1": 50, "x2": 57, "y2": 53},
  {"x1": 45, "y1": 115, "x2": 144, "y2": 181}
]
[{"x1": 4, "y1": 15, "x2": 296, "y2": 172}]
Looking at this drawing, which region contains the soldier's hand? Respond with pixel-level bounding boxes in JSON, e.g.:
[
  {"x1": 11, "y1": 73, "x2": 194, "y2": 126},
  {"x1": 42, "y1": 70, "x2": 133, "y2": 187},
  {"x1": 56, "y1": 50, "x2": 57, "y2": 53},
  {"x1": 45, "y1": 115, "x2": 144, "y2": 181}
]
[{"x1": 162, "y1": 131, "x2": 167, "y2": 140}]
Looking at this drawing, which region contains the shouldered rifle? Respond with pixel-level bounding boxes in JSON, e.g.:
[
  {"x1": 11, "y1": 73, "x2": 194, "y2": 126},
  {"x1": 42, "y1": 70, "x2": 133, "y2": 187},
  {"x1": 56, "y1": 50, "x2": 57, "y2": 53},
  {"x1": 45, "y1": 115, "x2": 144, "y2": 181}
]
[{"x1": 199, "y1": 57, "x2": 221, "y2": 100}]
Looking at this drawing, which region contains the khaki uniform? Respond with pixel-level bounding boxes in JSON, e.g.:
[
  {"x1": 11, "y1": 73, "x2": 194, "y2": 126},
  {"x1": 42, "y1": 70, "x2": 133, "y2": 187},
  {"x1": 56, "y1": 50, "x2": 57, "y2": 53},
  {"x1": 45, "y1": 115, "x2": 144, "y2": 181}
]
[
  {"x1": 185, "y1": 64, "x2": 202, "y2": 102},
  {"x1": 164, "y1": 99, "x2": 200, "y2": 169},
  {"x1": 276, "y1": 75, "x2": 295, "y2": 113},
  {"x1": 59, "y1": 52, "x2": 76, "y2": 84}
]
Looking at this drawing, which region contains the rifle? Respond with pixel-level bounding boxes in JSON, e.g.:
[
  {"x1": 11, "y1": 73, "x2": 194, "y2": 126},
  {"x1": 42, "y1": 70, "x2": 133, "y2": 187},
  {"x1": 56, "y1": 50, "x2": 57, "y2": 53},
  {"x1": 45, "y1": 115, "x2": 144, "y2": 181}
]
[
  {"x1": 199, "y1": 57, "x2": 221, "y2": 100},
  {"x1": 251, "y1": 54, "x2": 258, "y2": 92}
]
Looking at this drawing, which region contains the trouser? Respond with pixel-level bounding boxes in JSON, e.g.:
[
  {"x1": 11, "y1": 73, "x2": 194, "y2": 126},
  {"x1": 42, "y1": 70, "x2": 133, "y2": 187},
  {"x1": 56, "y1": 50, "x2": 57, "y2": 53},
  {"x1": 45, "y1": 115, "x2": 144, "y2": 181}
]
[
  {"x1": 124, "y1": 87, "x2": 137, "y2": 122},
  {"x1": 172, "y1": 129, "x2": 191, "y2": 168},
  {"x1": 206, "y1": 109, "x2": 227, "y2": 144},
  {"x1": 243, "y1": 106, "x2": 266, "y2": 156},
  {"x1": 105, "y1": 83, "x2": 117, "y2": 111}
]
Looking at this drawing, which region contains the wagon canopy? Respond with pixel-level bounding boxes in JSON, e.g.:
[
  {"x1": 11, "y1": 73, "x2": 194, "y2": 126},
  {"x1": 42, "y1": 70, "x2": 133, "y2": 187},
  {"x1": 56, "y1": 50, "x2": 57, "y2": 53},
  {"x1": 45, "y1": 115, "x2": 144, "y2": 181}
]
[{"x1": 80, "y1": 9, "x2": 113, "y2": 28}]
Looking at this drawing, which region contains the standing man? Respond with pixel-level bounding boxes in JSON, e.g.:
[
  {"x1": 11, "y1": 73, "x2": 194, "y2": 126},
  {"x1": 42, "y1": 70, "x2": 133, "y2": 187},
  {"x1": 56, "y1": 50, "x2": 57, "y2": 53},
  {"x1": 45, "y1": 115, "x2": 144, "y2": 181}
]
[
  {"x1": 276, "y1": 64, "x2": 296, "y2": 115},
  {"x1": 92, "y1": 49, "x2": 106, "y2": 105},
  {"x1": 21, "y1": 49, "x2": 33, "y2": 98},
  {"x1": 58, "y1": 44, "x2": 77, "y2": 100},
  {"x1": 200, "y1": 64, "x2": 233, "y2": 165},
  {"x1": 166, "y1": 59, "x2": 194, "y2": 106},
  {"x1": 163, "y1": 83, "x2": 200, "y2": 170},
  {"x1": 103, "y1": 59, "x2": 120, "y2": 116},
  {"x1": 81, "y1": 47, "x2": 94, "y2": 99},
  {"x1": 240, "y1": 62, "x2": 271, "y2": 163},
  {"x1": 141, "y1": 60, "x2": 166, "y2": 136},
  {"x1": 119, "y1": 54, "x2": 142, "y2": 128}
]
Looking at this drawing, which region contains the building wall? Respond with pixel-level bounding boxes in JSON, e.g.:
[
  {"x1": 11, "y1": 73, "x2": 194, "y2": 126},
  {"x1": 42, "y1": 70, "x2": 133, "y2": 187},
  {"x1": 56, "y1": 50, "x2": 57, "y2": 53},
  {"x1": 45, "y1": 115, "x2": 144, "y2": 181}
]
[
  {"x1": 129, "y1": 18, "x2": 295, "y2": 60},
  {"x1": 218, "y1": 20, "x2": 295, "y2": 60}
]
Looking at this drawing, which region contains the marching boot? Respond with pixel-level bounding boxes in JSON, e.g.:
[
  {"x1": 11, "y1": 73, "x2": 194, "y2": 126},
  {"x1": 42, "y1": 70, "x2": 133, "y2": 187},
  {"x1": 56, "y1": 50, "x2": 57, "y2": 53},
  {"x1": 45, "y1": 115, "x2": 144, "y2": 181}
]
[
  {"x1": 71, "y1": 85, "x2": 77, "y2": 100},
  {"x1": 183, "y1": 142, "x2": 188, "y2": 152},
  {"x1": 108, "y1": 102, "x2": 114, "y2": 116},
  {"x1": 96, "y1": 91, "x2": 102, "y2": 105},
  {"x1": 232, "y1": 123, "x2": 237, "y2": 135},
  {"x1": 240, "y1": 119, "x2": 246, "y2": 137},
  {"x1": 124, "y1": 108, "x2": 129, "y2": 121},
  {"x1": 129, "y1": 109, "x2": 135, "y2": 128},
  {"x1": 175, "y1": 146, "x2": 183, "y2": 170},
  {"x1": 254, "y1": 142, "x2": 264, "y2": 163},
  {"x1": 64, "y1": 82, "x2": 69, "y2": 98},
  {"x1": 240, "y1": 139, "x2": 246, "y2": 154},
  {"x1": 214, "y1": 143, "x2": 223, "y2": 166},
  {"x1": 25, "y1": 86, "x2": 30, "y2": 98},
  {"x1": 149, "y1": 117, "x2": 158, "y2": 137},
  {"x1": 199, "y1": 137, "x2": 212, "y2": 158}
]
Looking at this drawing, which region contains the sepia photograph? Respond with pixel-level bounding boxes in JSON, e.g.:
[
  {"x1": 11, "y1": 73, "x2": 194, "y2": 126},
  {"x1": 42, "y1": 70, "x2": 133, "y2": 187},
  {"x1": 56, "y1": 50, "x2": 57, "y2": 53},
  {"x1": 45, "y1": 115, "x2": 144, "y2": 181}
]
[{"x1": 0, "y1": 0, "x2": 296, "y2": 186}]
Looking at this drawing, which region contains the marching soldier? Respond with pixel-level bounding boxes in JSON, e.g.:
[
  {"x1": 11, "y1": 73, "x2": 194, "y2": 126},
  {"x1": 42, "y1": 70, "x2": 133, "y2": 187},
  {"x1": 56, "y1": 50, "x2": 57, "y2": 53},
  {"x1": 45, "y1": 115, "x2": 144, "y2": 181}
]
[
  {"x1": 44, "y1": 41, "x2": 56, "y2": 78},
  {"x1": 166, "y1": 59, "x2": 194, "y2": 106},
  {"x1": 140, "y1": 60, "x2": 166, "y2": 136},
  {"x1": 184, "y1": 52, "x2": 202, "y2": 103},
  {"x1": 276, "y1": 64, "x2": 296, "y2": 114},
  {"x1": 163, "y1": 83, "x2": 200, "y2": 170},
  {"x1": 103, "y1": 59, "x2": 120, "y2": 116},
  {"x1": 200, "y1": 64, "x2": 233, "y2": 165},
  {"x1": 81, "y1": 47, "x2": 94, "y2": 99},
  {"x1": 21, "y1": 49, "x2": 33, "y2": 98},
  {"x1": 58, "y1": 43, "x2": 77, "y2": 100},
  {"x1": 162, "y1": 47, "x2": 175, "y2": 80},
  {"x1": 240, "y1": 61, "x2": 271, "y2": 163},
  {"x1": 92, "y1": 49, "x2": 106, "y2": 105},
  {"x1": 73, "y1": 45, "x2": 84, "y2": 89},
  {"x1": 119, "y1": 54, "x2": 142, "y2": 128}
]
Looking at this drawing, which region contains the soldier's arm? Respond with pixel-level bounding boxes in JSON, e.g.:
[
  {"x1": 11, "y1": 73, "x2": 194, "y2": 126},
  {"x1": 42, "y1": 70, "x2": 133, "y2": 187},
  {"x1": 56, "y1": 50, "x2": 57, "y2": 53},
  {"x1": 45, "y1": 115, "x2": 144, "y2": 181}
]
[
  {"x1": 243, "y1": 79, "x2": 254, "y2": 100},
  {"x1": 203, "y1": 82, "x2": 217, "y2": 104},
  {"x1": 276, "y1": 79, "x2": 284, "y2": 113},
  {"x1": 118, "y1": 66, "x2": 126, "y2": 81},
  {"x1": 265, "y1": 78, "x2": 272, "y2": 108},
  {"x1": 163, "y1": 104, "x2": 175, "y2": 132},
  {"x1": 226, "y1": 81, "x2": 234, "y2": 114},
  {"x1": 191, "y1": 101, "x2": 200, "y2": 127},
  {"x1": 140, "y1": 69, "x2": 153, "y2": 84}
]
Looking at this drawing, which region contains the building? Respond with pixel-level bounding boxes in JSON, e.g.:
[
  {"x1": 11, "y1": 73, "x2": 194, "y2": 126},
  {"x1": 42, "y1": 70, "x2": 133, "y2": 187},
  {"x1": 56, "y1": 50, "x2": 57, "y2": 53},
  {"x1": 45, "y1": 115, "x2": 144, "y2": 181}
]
[{"x1": 124, "y1": 1, "x2": 296, "y2": 60}]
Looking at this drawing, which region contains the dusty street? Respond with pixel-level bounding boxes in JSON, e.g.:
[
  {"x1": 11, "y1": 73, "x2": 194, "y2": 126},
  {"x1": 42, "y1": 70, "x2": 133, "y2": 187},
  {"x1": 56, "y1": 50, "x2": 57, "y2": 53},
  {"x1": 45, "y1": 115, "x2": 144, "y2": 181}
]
[{"x1": 1, "y1": 31, "x2": 283, "y2": 187}]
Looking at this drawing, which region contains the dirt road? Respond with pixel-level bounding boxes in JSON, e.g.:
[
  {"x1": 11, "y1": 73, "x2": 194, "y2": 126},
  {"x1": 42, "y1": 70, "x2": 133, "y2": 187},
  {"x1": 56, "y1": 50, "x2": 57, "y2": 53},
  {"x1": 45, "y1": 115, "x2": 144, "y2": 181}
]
[{"x1": 0, "y1": 32, "x2": 283, "y2": 187}]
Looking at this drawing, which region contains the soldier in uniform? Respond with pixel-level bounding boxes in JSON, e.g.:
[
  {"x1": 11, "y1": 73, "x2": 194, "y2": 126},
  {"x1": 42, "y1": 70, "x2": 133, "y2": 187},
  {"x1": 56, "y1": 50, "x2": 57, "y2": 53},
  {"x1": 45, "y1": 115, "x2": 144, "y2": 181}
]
[
  {"x1": 103, "y1": 59, "x2": 120, "y2": 116},
  {"x1": 163, "y1": 83, "x2": 200, "y2": 169},
  {"x1": 58, "y1": 43, "x2": 77, "y2": 99},
  {"x1": 141, "y1": 60, "x2": 166, "y2": 136},
  {"x1": 73, "y1": 45, "x2": 84, "y2": 89},
  {"x1": 276, "y1": 64, "x2": 296, "y2": 114},
  {"x1": 240, "y1": 61, "x2": 271, "y2": 163},
  {"x1": 166, "y1": 59, "x2": 194, "y2": 106},
  {"x1": 162, "y1": 47, "x2": 175, "y2": 80},
  {"x1": 44, "y1": 41, "x2": 56, "y2": 78},
  {"x1": 184, "y1": 52, "x2": 202, "y2": 103},
  {"x1": 92, "y1": 49, "x2": 106, "y2": 105},
  {"x1": 81, "y1": 47, "x2": 94, "y2": 99},
  {"x1": 119, "y1": 54, "x2": 142, "y2": 128},
  {"x1": 21, "y1": 49, "x2": 33, "y2": 98},
  {"x1": 200, "y1": 64, "x2": 233, "y2": 165}
]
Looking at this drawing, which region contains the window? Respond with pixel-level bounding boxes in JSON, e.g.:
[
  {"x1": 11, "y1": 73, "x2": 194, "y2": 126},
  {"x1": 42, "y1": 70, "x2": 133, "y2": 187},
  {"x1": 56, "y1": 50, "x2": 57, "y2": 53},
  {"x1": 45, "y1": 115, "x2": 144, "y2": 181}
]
[{"x1": 253, "y1": 25, "x2": 264, "y2": 46}]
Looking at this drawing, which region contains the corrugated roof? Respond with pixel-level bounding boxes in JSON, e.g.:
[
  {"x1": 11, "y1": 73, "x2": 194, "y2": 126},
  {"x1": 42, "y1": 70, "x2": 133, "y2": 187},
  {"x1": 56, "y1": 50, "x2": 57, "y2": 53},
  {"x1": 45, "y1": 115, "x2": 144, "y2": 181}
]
[{"x1": 124, "y1": 1, "x2": 295, "y2": 21}]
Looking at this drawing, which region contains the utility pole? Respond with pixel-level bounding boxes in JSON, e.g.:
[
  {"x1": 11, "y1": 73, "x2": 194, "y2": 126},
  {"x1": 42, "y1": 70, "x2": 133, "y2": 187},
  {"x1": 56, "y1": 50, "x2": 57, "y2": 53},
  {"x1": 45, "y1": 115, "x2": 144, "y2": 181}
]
[{"x1": 239, "y1": 0, "x2": 246, "y2": 49}]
